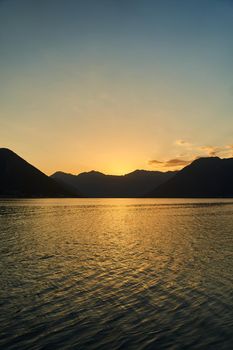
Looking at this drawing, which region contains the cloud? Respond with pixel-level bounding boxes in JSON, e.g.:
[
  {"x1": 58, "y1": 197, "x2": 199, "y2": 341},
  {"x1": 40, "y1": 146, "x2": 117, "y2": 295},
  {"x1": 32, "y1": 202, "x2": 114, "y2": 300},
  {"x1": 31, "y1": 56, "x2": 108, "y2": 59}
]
[
  {"x1": 148, "y1": 159, "x2": 163, "y2": 165},
  {"x1": 175, "y1": 139, "x2": 233, "y2": 157},
  {"x1": 199, "y1": 146, "x2": 224, "y2": 156},
  {"x1": 149, "y1": 158, "x2": 192, "y2": 168},
  {"x1": 175, "y1": 140, "x2": 192, "y2": 147},
  {"x1": 164, "y1": 159, "x2": 192, "y2": 167},
  {"x1": 175, "y1": 139, "x2": 231, "y2": 156},
  {"x1": 149, "y1": 141, "x2": 233, "y2": 170}
]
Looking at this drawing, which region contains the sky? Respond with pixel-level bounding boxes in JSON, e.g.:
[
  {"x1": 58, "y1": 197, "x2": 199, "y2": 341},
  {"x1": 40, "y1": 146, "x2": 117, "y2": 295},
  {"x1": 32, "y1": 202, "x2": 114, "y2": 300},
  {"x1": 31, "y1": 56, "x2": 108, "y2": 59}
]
[{"x1": 0, "y1": 0, "x2": 233, "y2": 175}]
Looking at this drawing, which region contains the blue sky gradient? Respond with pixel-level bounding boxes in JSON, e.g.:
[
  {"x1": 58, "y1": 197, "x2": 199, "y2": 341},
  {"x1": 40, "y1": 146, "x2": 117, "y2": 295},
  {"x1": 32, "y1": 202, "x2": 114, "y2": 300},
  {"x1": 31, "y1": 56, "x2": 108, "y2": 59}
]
[{"x1": 1, "y1": 0, "x2": 233, "y2": 174}]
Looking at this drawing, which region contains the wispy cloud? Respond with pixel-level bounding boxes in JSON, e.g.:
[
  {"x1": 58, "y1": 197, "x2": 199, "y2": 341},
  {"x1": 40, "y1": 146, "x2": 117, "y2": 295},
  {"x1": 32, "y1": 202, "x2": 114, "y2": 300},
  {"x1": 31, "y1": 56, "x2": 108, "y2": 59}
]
[
  {"x1": 149, "y1": 140, "x2": 233, "y2": 170},
  {"x1": 198, "y1": 146, "x2": 224, "y2": 156},
  {"x1": 226, "y1": 144, "x2": 233, "y2": 149},
  {"x1": 175, "y1": 139, "x2": 192, "y2": 147},
  {"x1": 164, "y1": 159, "x2": 192, "y2": 167},
  {"x1": 149, "y1": 158, "x2": 193, "y2": 168},
  {"x1": 175, "y1": 139, "x2": 233, "y2": 157},
  {"x1": 148, "y1": 159, "x2": 163, "y2": 165}
]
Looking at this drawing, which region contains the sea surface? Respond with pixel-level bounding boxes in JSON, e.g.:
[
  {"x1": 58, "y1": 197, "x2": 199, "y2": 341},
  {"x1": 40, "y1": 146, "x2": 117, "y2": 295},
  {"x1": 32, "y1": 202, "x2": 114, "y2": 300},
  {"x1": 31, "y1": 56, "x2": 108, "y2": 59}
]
[{"x1": 0, "y1": 198, "x2": 233, "y2": 350}]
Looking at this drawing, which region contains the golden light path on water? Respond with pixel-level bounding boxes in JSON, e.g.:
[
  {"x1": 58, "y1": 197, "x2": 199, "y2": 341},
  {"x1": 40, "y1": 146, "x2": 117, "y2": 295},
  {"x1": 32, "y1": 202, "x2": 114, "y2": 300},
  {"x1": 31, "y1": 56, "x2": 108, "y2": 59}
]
[{"x1": 0, "y1": 198, "x2": 233, "y2": 349}]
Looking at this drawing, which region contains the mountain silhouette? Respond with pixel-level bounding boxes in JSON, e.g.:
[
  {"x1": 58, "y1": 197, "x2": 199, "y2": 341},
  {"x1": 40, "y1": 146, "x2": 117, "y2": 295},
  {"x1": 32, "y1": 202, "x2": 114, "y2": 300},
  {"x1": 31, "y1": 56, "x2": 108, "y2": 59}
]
[
  {"x1": 3, "y1": 149, "x2": 232, "y2": 198},
  {"x1": 148, "y1": 157, "x2": 233, "y2": 197},
  {"x1": 51, "y1": 169, "x2": 176, "y2": 197},
  {"x1": 0, "y1": 148, "x2": 79, "y2": 197}
]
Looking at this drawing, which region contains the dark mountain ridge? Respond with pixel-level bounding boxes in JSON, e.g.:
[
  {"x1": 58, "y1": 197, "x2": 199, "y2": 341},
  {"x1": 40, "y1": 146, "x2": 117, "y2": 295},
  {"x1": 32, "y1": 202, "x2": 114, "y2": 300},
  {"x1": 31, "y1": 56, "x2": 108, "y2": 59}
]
[
  {"x1": 0, "y1": 148, "x2": 79, "y2": 197},
  {"x1": 52, "y1": 169, "x2": 176, "y2": 197},
  {"x1": 2, "y1": 148, "x2": 232, "y2": 198},
  {"x1": 148, "y1": 157, "x2": 233, "y2": 198}
]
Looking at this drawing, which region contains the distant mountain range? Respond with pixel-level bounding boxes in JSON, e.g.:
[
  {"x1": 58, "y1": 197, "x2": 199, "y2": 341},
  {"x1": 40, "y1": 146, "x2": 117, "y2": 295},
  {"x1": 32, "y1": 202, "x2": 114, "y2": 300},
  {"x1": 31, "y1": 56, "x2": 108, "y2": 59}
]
[
  {"x1": 51, "y1": 169, "x2": 176, "y2": 197},
  {"x1": 0, "y1": 148, "x2": 79, "y2": 198},
  {"x1": 1, "y1": 148, "x2": 233, "y2": 198},
  {"x1": 147, "y1": 157, "x2": 233, "y2": 198}
]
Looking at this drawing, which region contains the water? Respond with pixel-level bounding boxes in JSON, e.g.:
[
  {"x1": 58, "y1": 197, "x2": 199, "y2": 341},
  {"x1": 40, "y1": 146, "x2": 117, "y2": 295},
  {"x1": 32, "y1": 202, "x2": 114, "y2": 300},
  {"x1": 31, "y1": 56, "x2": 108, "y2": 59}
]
[{"x1": 0, "y1": 198, "x2": 233, "y2": 350}]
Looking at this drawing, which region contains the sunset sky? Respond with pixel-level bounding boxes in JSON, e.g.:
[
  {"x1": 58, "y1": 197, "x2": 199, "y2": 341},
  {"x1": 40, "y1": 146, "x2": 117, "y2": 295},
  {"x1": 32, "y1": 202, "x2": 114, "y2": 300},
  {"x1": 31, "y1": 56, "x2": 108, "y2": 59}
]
[{"x1": 1, "y1": 0, "x2": 233, "y2": 175}]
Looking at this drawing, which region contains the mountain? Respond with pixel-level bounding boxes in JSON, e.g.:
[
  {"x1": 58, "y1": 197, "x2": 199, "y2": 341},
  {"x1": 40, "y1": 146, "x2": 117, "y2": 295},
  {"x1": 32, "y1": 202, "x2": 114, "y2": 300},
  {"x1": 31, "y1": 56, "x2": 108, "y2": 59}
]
[
  {"x1": 51, "y1": 169, "x2": 176, "y2": 197},
  {"x1": 0, "y1": 148, "x2": 79, "y2": 197},
  {"x1": 3, "y1": 149, "x2": 232, "y2": 198},
  {"x1": 148, "y1": 157, "x2": 233, "y2": 198}
]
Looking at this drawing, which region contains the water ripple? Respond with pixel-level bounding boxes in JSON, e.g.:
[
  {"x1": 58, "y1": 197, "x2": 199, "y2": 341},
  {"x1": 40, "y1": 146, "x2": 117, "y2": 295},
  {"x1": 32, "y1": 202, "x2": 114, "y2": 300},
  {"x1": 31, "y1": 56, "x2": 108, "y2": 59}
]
[{"x1": 0, "y1": 198, "x2": 233, "y2": 349}]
